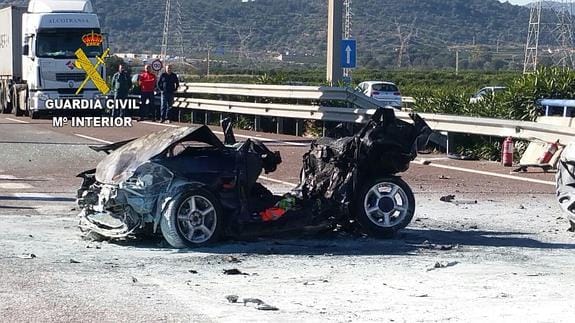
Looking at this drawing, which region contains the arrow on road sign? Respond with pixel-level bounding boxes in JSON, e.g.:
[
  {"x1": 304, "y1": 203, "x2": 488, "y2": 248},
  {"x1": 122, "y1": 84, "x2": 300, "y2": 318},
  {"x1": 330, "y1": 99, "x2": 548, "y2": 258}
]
[{"x1": 345, "y1": 45, "x2": 352, "y2": 65}]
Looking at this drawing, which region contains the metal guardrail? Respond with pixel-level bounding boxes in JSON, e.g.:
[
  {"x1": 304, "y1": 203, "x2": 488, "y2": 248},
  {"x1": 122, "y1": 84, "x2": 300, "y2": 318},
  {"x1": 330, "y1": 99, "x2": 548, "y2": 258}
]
[{"x1": 174, "y1": 83, "x2": 575, "y2": 143}]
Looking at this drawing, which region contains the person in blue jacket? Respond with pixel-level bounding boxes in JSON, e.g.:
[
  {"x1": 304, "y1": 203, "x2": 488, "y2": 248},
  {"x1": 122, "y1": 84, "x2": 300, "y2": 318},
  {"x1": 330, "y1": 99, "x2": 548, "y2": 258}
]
[{"x1": 157, "y1": 64, "x2": 180, "y2": 123}]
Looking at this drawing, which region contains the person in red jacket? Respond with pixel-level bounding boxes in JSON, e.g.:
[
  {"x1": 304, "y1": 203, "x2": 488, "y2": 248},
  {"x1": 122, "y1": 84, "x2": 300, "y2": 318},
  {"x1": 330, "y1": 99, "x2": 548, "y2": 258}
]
[{"x1": 138, "y1": 65, "x2": 157, "y2": 121}]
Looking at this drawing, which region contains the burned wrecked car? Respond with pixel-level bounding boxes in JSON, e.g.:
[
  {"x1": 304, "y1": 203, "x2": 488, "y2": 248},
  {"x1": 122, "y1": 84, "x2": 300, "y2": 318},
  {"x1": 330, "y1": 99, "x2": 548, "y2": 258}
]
[{"x1": 77, "y1": 108, "x2": 431, "y2": 248}]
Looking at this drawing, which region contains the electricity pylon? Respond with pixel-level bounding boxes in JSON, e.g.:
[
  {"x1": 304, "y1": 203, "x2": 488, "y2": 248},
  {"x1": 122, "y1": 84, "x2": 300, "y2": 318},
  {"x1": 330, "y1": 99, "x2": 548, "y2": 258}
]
[
  {"x1": 160, "y1": 0, "x2": 171, "y2": 59},
  {"x1": 523, "y1": 1, "x2": 542, "y2": 74},
  {"x1": 551, "y1": 0, "x2": 575, "y2": 68}
]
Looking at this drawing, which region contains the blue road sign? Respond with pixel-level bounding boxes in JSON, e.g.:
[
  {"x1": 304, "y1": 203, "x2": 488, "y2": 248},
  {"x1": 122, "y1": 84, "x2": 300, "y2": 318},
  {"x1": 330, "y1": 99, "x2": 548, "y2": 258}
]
[{"x1": 341, "y1": 39, "x2": 356, "y2": 68}]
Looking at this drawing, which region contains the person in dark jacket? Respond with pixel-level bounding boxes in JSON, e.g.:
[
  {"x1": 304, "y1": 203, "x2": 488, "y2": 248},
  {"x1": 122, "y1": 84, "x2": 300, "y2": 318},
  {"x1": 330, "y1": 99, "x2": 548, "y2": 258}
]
[
  {"x1": 138, "y1": 64, "x2": 157, "y2": 121},
  {"x1": 157, "y1": 64, "x2": 179, "y2": 123},
  {"x1": 111, "y1": 64, "x2": 131, "y2": 118}
]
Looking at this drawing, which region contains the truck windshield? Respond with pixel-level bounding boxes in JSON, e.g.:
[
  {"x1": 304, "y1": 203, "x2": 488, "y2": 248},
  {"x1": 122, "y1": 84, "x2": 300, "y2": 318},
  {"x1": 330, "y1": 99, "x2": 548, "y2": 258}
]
[{"x1": 36, "y1": 29, "x2": 103, "y2": 58}]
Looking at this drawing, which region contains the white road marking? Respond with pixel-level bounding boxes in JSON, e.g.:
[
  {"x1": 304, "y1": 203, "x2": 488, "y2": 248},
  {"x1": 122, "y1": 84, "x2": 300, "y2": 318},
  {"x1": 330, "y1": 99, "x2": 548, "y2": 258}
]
[
  {"x1": 1, "y1": 192, "x2": 76, "y2": 202},
  {"x1": 213, "y1": 130, "x2": 310, "y2": 147},
  {"x1": 5, "y1": 117, "x2": 30, "y2": 124},
  {"x1": 0, "y1": 183, "x2": 34, "y2": 189},
  {"x1": 12, "y1": 193, "x2": 54, "y2": 199},
  {"x1": 74, "y1": 134, "x2": 113, "y2": 144},
  {"x1": 140, "y1": 121, "x2": 309, "y2": 147},
  {"x1": 259, "y1": 176, "x2": 298, "y2": 187},
  {"x1": 413, "y1": 159, "x2": 555, "y2": 186},
  {"x1": 140, "y1": 121, "x2": 179, "y2": 128}
]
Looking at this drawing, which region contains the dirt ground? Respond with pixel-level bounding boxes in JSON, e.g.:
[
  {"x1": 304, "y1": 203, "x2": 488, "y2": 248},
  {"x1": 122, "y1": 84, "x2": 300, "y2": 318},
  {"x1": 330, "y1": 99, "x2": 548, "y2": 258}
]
[{"x1": 1, "y1": 192, "x2": 574, "y2": 322}]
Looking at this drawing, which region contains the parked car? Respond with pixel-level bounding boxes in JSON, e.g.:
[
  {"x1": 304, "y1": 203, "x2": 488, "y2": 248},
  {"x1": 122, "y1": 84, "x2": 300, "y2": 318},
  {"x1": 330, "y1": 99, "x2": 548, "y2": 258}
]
[
  {"x1": 356, "y1": 81, "x2": 402, "y2": 109},
  {"x1": 76, "y1": 108, "x2": 431, "y2": 248},
  {"x1": 469, "y1": 86, "x2": 507, "y2": 103}
]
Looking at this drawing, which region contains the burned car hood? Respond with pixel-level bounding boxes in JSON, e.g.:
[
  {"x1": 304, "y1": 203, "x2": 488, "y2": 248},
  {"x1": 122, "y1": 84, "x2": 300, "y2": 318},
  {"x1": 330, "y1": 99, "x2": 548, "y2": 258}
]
[{"x1": 95, "y1": 126, "x2": 225, "y2": 185}]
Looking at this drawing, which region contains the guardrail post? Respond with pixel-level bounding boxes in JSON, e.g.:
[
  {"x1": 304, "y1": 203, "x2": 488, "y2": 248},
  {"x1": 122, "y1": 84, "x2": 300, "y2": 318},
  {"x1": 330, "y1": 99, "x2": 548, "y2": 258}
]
[
  {"x1": 296, "y1": 120, "x2": 304, "y2": 136},
  {"x1": 254, "y1": 116, "x2": 261, "y2": 132},
  {"x1": 446, "y1": 132, "x2": 456, "y2": 155},
  {"x1": 276, "y1": 117, "x2": 284, "y2": 134}
]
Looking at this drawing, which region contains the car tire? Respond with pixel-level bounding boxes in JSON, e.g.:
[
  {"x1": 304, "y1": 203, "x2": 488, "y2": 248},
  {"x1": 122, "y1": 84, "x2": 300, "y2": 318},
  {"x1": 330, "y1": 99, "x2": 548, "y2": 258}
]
[
  {"x1": 161, "y1": 188, "x2": 223, "y2": 248},
  {"x1": 556, "y1": 160, "x2": 575, "y2": 229},
  {"x1": 352, "y1": 177, "x2": 415, "y2": 238}
]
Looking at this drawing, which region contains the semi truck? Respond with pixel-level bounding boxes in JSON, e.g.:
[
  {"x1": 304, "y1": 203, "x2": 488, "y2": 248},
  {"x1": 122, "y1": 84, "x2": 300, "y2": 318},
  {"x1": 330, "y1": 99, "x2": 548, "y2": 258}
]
[{"x1": 0, "y1": 0, "x2": 105, "y2": 119}]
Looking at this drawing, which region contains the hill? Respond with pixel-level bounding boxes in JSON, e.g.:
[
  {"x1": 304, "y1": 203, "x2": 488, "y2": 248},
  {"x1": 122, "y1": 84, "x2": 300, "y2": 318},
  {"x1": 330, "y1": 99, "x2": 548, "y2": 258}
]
[{"x1": 0, "y1": 0, "x2": 564, "y2": 70}]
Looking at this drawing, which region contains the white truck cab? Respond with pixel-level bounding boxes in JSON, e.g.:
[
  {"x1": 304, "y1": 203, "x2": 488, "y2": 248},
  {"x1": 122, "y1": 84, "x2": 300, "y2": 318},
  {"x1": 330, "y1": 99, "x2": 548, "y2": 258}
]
[{"x1": 0, "y1": 0, "x2": 105, "y2": 118}]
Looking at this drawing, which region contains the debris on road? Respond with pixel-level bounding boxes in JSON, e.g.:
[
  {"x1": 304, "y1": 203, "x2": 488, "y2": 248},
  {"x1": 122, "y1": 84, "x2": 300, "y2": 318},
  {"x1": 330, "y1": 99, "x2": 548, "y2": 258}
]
[
  {"x1": 17, "y1": 253, "x2": 36, "y2": 259},
  {"x1": 225, "y1": 295, "x2": 239, "y2": 303},
  {"x1": 224, "y1": 255, "x2": 241, "y2": 263},
  {"x1": 243, "y1": 298, "x2": 264, "y2": 306},
  {"x1": 223, "y1": 268, "x2": 249, "y2": 275},
  {"x1": 419, "y1": 240, "x2": 457, "y2": 251},
  {"x1": 257, "y1": 304, "x2": 279, "y2": 311},
  {"x1": 427, "y1": 261, "x2": 459, "y2": 271},
  {"x1": 225, "y1": 295, "x2": 280, "y2": 311},
  {"x1": 439, "y1": 194, "x2": 477, "y2": 205},
  {"x1": 69, "y1": 258, "x2": 81, "y2": 264},
  {"x1": 244, "y1": 298, "x2": 279, "y2": 311},
  {"x1": 440, "y1": 195, "x2": 455, "y2": 203},
  {"x1": 439, "y1": 175, "x2": 450, "y2": 180}
]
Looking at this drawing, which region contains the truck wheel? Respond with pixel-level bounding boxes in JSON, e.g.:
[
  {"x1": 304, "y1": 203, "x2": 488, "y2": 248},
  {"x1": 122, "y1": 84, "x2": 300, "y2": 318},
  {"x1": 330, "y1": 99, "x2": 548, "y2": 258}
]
[
  {"x1": 352, "y1": 177, "x2": 415, "y2": 238},
  {"x1": 0, "y1": 98, "x2": 7, "y2": 114},
  {"x1": 160, "y1": 188, "x2": 223, "y2": 248},
  {"x1": 29, "y1": 110, "x2": 40, "y2": 119},
  {"x1": 0, "y1": 91, "x2": 7, "y2": 114},
  {"x1": 12, "y1": 91, "x2": 23, "y2": 117}
]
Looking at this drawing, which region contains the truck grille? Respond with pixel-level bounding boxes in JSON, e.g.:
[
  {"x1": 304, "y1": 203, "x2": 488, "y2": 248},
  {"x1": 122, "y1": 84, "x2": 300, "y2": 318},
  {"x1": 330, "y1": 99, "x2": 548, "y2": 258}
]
[
  {"x1": 55, "y1": 73, "x2": 87, "y2": 82},
  {"x1": 57, "y1": 89, "x2": 84, "y2": 96}
]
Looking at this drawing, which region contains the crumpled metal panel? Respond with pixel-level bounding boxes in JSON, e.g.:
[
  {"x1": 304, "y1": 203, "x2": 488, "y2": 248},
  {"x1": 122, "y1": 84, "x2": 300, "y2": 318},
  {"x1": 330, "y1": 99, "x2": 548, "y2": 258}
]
[
  {"x1": 95, "y1": 126, "x2": 224, "y2": 185},
  {"x1": 300, "y1": 110, "x2": 430, "y2": 207}
]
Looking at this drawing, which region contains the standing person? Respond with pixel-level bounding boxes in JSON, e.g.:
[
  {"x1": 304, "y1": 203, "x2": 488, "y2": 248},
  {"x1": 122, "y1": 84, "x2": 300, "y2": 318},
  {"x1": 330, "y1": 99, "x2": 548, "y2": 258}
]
[
  {"x1": 157, "y1": 64, "x2": 179, "y2": 123},
  {"x1": 111, "y1": 64, "x2": 131, "y2": 118},
  {"x1": 138, "y1": 64, "x2": 157, "y2": 121}
]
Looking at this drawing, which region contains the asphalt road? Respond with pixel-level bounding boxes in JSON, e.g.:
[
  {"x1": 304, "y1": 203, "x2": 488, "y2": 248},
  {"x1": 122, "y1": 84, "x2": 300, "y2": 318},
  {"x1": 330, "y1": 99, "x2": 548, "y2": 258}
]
[{"x1": 0, "y1": 115, "x2": 573, "y2": 322}]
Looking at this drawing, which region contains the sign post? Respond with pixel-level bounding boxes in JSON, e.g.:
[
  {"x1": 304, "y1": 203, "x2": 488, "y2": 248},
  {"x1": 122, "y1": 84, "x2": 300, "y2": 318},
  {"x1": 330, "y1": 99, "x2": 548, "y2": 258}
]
[{"x1": 326, "y1": 0, "x2": 343, "y2": 85}]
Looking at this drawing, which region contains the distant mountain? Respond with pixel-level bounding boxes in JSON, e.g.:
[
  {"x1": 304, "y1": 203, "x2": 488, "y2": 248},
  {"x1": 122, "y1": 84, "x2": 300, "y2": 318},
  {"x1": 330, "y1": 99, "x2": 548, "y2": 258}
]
[{"x1": 1, "y1": 0, "x2": 563, "y2": 70}]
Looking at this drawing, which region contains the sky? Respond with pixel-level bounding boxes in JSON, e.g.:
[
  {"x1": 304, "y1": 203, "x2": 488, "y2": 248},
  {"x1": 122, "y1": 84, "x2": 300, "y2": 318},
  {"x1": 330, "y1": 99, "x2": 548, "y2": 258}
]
[{"x1": 498, "y1": 0, "x2": 532, "y2": 5}]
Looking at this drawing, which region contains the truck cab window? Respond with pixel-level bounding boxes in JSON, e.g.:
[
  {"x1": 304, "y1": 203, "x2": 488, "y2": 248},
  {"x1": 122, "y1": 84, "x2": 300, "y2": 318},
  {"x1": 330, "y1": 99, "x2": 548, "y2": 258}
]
[{"x1": 36, "y1": 29, "x2": 103, "y2": 58}]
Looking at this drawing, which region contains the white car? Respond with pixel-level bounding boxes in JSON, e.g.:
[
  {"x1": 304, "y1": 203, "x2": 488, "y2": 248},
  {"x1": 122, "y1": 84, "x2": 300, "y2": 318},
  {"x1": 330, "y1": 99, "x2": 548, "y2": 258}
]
[
  {"x1": 469, "y1": 86, "x2": 507, "y2": 103},
  {"x1": 356, "y1": 81, "x2": 402, "y2": 109}
]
